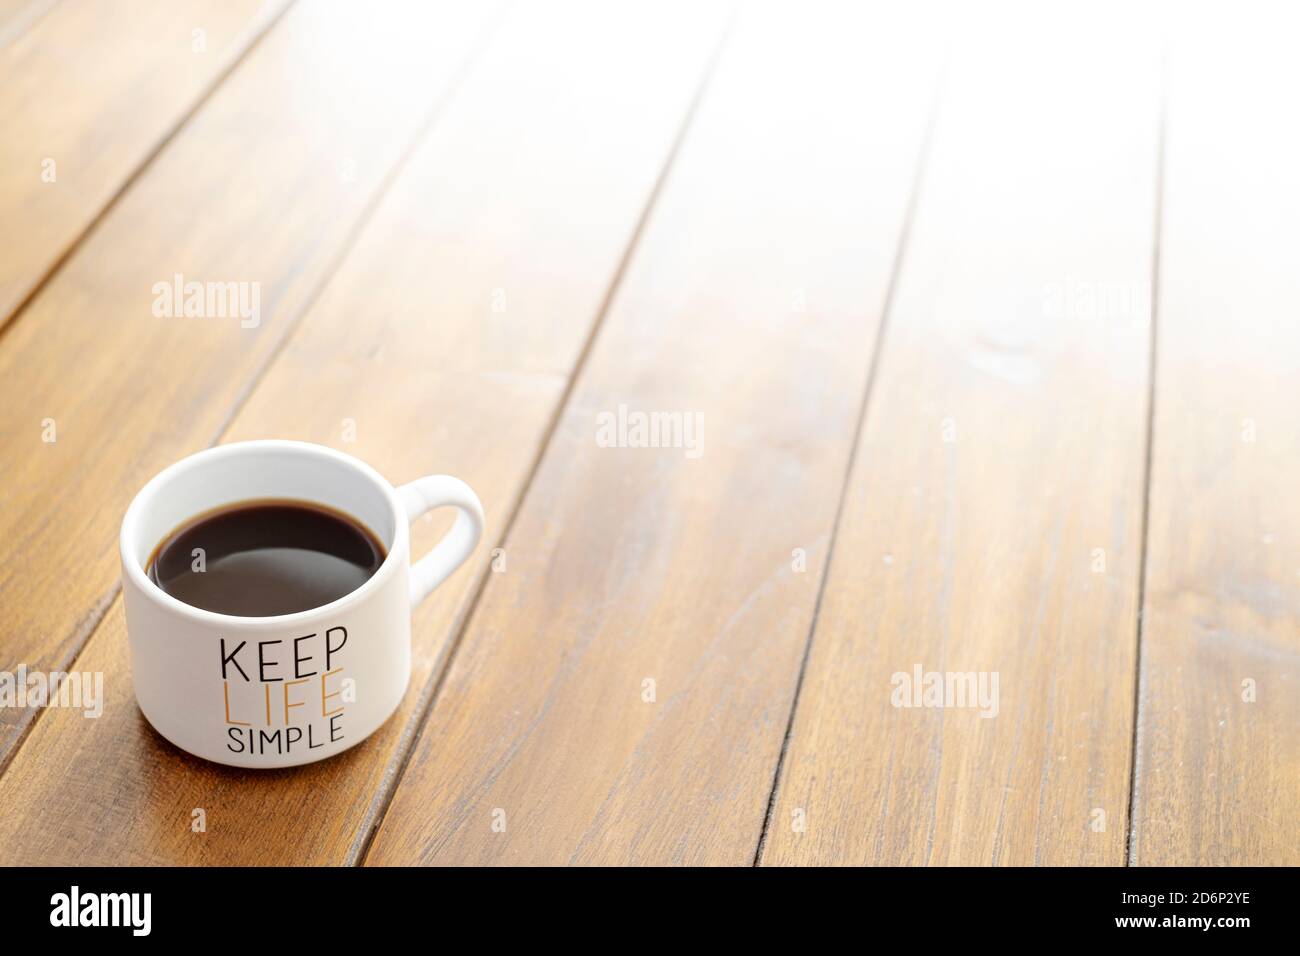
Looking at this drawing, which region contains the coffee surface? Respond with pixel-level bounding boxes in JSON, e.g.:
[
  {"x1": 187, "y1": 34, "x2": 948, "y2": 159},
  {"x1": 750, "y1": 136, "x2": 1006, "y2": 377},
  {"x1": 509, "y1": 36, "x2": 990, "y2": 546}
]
[{"x1": 147, "y1": 500, "x2": 385, "y2": 616}]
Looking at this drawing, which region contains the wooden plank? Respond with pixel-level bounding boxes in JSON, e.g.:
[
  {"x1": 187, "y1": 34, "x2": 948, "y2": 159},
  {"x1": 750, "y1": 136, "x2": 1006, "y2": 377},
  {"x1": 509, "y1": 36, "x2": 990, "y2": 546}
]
[
  {"x1": 0, "y1": 0, "x2": 291, "y2": 329},
  {"x1": 364, "y1": 1, "x2": 942, "y2": 867},
  {"x1": 1130, "y1": 12, "x2": 1300, "y2": 865},
  {"x1": 0, "y1": 0, "x2": 730, "y2": 866},
  {"x1": 0, "y1": 0, "x2": 502, "y2": 766},
  {"x1": 761, "y1": 6, "x2": 1162, "y2": 865}
]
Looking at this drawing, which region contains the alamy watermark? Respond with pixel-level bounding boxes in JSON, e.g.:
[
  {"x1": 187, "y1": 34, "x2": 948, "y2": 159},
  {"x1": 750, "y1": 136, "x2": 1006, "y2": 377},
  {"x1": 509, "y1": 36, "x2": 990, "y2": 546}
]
[
  {"x1": 595, "y1": 403, "x2": 703, "y2": 459},
  {"x1": 0, "y1": 666, "x2": 103, "y2": 718},
  {"x1": 151, "y1": 273, "x2": 261, "y2": 328},
  {"x1": 891, "y1": 664, "x2": 999, "y2": 718},
  {"x1": 50, "y1": 886, "x2": 150, "y2": 936},
  {"x1": 1042, "y1": 276, "x2": 1150, "y2": 322}
]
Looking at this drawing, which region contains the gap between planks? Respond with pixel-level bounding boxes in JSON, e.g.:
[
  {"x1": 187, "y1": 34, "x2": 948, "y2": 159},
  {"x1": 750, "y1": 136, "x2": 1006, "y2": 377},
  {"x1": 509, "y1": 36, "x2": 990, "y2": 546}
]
[
  {"x1": 0, "y1": 0, "x2": 297, "y2": 342},
  {"x1": 350, "y1": 6, "x2": 739, "y2": 867},
  {"x1": 751, "y1": 53, "x2": 949, "y2": 868},
  {"x1": 1124, "y1": 42, "x2": 1168, "y2": 870}
]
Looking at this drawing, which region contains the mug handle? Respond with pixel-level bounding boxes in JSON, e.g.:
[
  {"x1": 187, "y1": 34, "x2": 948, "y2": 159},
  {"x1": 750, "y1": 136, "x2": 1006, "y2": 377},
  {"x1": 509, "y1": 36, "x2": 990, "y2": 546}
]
[{"x1": 396, "y1": 476, "x2": 485, "y2": 608}]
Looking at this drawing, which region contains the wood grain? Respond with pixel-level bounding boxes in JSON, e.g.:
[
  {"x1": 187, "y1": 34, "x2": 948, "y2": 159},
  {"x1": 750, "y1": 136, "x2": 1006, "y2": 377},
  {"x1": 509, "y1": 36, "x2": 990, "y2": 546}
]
[
  {"x1": 0, "y1": 0, "x2": 729, "y2": 866},
  {"x1": 761, "y1": 5, "x2": 1162, "y2": 866},
  {"x1": 365, "y1": 1, "x2": 942, "y2": 866},
  {"x1": 0, "y1": 0, "x2": 290, "y2": 329},
  {"x1": 0, "y1": 1, "x2": 1287, "y2": 869},
  {"x1": 0, "y1": 0, "x2": 500, "y2": 766},
  {"x1": 1130, "y1": 11, "x2": 1300, "y2": 865}
]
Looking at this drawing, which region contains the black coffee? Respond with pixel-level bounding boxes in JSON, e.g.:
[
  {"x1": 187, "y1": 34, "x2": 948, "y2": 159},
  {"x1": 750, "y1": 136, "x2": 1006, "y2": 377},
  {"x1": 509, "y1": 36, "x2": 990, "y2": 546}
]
[{"x1": 147, "y1": 500, "x2": 385, "y2": 616}]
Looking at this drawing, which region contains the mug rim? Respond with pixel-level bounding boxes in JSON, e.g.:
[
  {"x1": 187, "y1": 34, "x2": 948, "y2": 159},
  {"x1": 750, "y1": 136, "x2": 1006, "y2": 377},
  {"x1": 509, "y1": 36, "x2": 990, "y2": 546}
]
[{"x1": 119, "y1": 439, "x2": 408, "y2": 629}]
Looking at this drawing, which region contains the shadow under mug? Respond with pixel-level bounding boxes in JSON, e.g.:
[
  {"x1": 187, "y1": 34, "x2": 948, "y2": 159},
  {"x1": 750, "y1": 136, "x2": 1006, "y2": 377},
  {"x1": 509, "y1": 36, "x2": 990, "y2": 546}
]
[{"x1": 119, "y1": 440, "x2": 484, "y2": 768}]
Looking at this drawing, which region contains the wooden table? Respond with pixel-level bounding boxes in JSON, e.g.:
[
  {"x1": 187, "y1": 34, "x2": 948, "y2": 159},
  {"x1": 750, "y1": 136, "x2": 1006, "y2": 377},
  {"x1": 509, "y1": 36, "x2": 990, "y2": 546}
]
[{"x1": 0, "y1": 0, "x2": 1294, "y2": 867}]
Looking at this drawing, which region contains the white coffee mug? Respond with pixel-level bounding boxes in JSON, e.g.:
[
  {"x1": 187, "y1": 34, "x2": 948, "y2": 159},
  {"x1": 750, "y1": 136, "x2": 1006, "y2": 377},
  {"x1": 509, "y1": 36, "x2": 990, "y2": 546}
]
[{"x1": 119, "y1": 440, "x2": 484, "y2": 768}]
